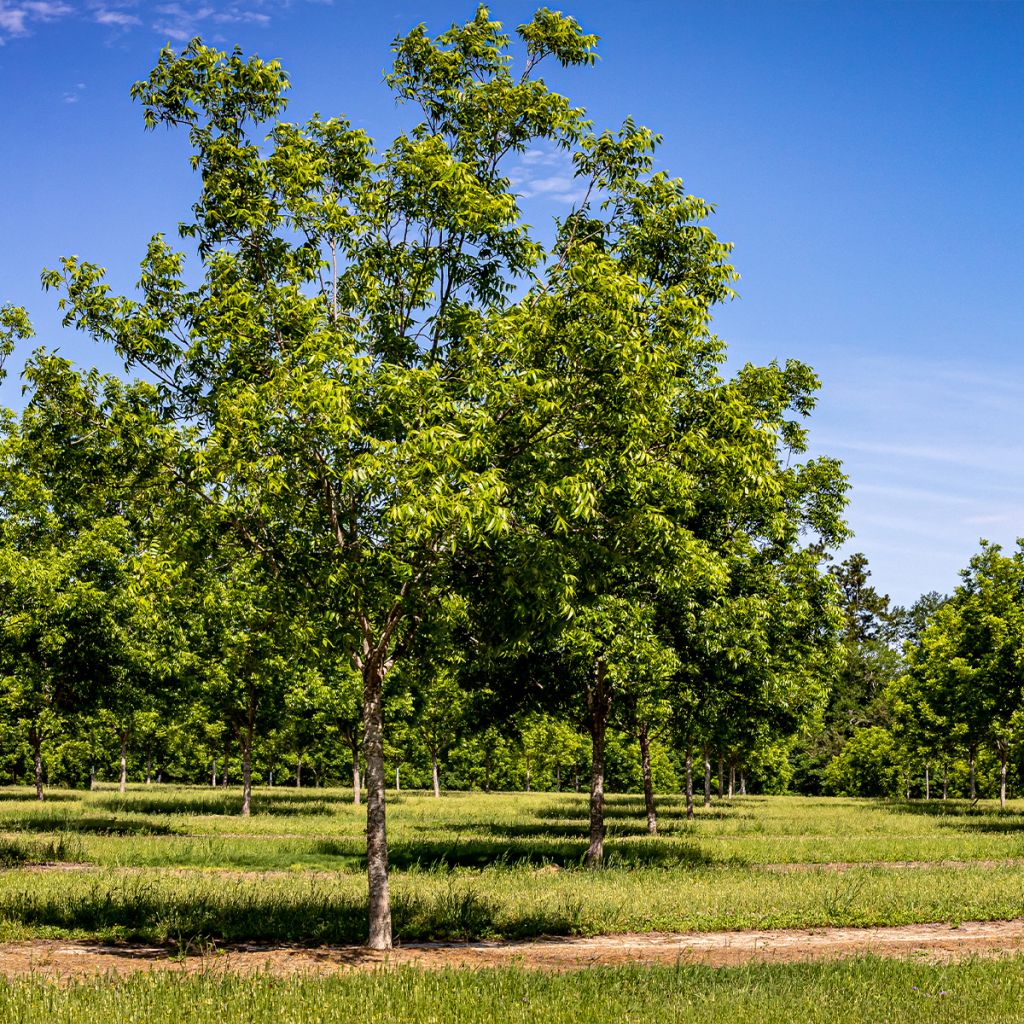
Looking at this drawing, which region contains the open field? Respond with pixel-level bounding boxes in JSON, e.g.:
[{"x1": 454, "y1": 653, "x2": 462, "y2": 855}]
[
  {"x1": 0, "y1": 787, "x2": 1023, "y2": 946},
  {"x1": 2, "y1": 958, "x2": 1024, "y2": 1023}
]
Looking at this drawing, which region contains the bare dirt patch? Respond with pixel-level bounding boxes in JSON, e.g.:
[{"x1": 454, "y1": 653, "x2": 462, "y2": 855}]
[{"x1": 4, "y1": 920, "x2": 1024, "y2": 978}]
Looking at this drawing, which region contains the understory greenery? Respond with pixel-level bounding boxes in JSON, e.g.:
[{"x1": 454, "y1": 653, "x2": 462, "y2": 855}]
[{"x1": 1, "y1": 959, "x2": 1023, "y2": 1024}]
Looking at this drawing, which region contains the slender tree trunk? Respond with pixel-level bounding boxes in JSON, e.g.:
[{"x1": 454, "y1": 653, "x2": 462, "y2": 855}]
[
  {"x1": 484, "y1": 753, "x2": 491, "y2": 793},
  {"x1": 924, "y1": 764, "x2": 930, "y2": 800},
  {"x1": 240, "y1": 723, "x2": 253, "y2": 818},
  {"x1": 555, "y1": 763, "x2": 561, "y2": 792},
  {"x1": 363, "y1": 659, "x2": 392, "y2": 950},
  {"x1": 524, "y1": 764, "x2": 531, "y2": 792},
  {"x1": 573, "y1": 769, "x2": 580, "y2": 793},
  {"x1": 739, "y1": 768, "x2": 746, "y2": 796},
  {"x1": 1000, "y1": 755, "x2": 1008, "y2": 810},
  {"x1": 639, "y1": 725, "x2": 657, "y2": 835},
  {"x1": 728, "y1": 763, "x2": 735, "y2": 799},
  {"x1": 703, "y1": 748, "x2": 712, "y2": 808},
  {"x1": 31, "y1": 730, "x2": 44, "y2": 802},
  {"x1": 145, "y1": 757, "x2": 152, "y2": 786},
  {"x1": 352, "y1": 739, "x2": 362, "y2": 806},
  {"x1": 395, "y1": 766, "x2": 400, "y2": 792},
  {"x1": 431, "y1": 754, "x2": 441, "y2": 798},
  {"x1": 211, "y1": 758, "x2": 217, "y2": 788},
  {"x1": 89, "y1": 765, "x2": 96, "y2": 791},
  {"x1": 685, "y1": 746, "x2": 694, "y2": 820},
  {"x1": 586, "y1": 660, "x2": 609, "y2": 868},
  {"x1": 119, "y1": 732, "x2": 128, "y2": 795},
  {"x1": 296, "y1": 757, "x2": 302, "y2": 788},
  {"x1": 942, "y1": 766, "x2": 948, "y2": 801},
  {"x1": 969, "y1": 748, "x2": 977, "y2": 801},
  {"x1": 718, "y1": 756, "x2": 724, "y2": 798}
]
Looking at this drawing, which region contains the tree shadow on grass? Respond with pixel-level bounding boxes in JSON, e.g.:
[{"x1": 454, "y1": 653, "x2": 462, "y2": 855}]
[
  {"x1": 0, "y1": 813, "x2": 177, "y2": 836},
  {"x1": 90, "y1": 794, "x2": 338, "y2": 817},
  {"x1": 0, "y1": 877, "x2": 590, "y2": 946}
]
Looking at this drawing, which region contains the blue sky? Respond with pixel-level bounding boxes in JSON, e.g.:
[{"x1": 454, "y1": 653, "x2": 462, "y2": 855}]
[{"x1": 1, "y1": 1, "x2": 1021, "y2": 606}]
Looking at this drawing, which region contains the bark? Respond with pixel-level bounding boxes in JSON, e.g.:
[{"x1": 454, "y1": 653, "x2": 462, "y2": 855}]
[
  {"x1": 240, "y1": 724, "x2": 253, "y2": 818},
  {"x1": 483, "y1": 754, "x2": 491, "y2": 793},
  {"x1": 685, "y1": 746, "x2": 694, "y2": 820},
  {"x1": 942, "y1": 766, "x2": 948, "y2": 801},
  {"x1": 718, "y1": 756, "x2": 724, "y2": 798},
  {"x1": 739, "y1": 768, "x2": 746, "y2": 796},
  {"x1": 969, "y1": 748, "x2": 977, "y2": 801},
  {"x1": 89, "y1": 765, "x2": 96, "y2": 791},
  {"x1": 1000, "y1": 756, "x2": 1008, "y2": 810},
  {"x1": 145, "y1": 757, "x2": 152, "y2": 786},
  {"x1": 395, "y1": 767, "x2": 400, "y2": 791},
  {"x1": 573, "y1": 770, "x2": 579, "y2": 793},
  {"x1": 211, "y1": 758, "x2": 217, "y2": 788},
  {"x1": 728, "y1": 762, "x2": 735, "y2": 799},
  {"x1": 924, "y1": 764, "x2": 930, "y2": 801},
  {"x1": 363, "y1": 659, "x2": 392, "y2": 950},
  {"x1": 639, "y1": 725, "x2": 657, "y2": 835},
  {"x1": 555, "y1": 763, "x2": 561, "y2": 792},
  {"x1": 31, "y1": 729, "x2": 44, "y2": 802},
  {"x1": 585, "y1": 660, "x2": 609, "y2": 868},
  {"x1": 119, "y1": 732, "x2": 128, "y2": 795},
  {"x1": 352, "y1": 740, "x2": 362, "y2": 806},
  {"x1": 703, "y1": 748, "x2": 712, "y2": 808},
  {"x1": 524, "y1": 765, "x2": 531, "y2": 792},
  {"x1": 431, "y1": 755, "x2": 441, "y2": 798},
  {"x1": 296, "y1": 758, "x2": 302, "y2": 788}
]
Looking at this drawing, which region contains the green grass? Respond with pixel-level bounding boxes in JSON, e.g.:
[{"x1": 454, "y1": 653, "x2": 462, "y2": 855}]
[
  {"x1": 2, "y1": 958, "x2": 1024, "y2": 1023},
  {"x1": 1, "y1": 786, "x2": 1024, "y2": 944}
]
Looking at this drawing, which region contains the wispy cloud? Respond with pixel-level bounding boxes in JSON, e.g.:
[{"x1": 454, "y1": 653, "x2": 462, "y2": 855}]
[
  {"x1": 0, "y1": 0, "x2": 73, "y2": 42},
  {"x1": 510, "y1": 146, "x2": 591, "y2": 206},
  {"x1": 62, "y1": 79, "x2": 85, "y2": 102}
]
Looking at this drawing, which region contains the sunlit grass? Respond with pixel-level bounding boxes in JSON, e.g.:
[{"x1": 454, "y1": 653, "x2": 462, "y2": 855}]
[{"x1": 2, "y1": 958, "x2": 1023, "y2": 1024}]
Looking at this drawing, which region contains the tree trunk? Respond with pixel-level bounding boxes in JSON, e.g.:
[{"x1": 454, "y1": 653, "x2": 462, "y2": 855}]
[
  {"x1": 1000, "y1": 755, "x2": 1007, "y2": 810},
  {"x1": 431, "y1": 754, "x2": 441, "y2": 798},
  {"x1": 685, "y1": 746, "x2": 694, "y2": 820},
  {"x1": 585, "y1": 660, "x2": 609, "y2": 868},
  {"x1": 240, "y1": 723, "x2": 253, "y2": 818},
  {"x1": 395, "y1": 767, "x2": 400, "y2": 791},
  {"x1": 639, "y1": 725, "x2": 657, "y2": 835},
  {"x1": 942, "y1": 766, "x2": 948, "y2": 801},
  {"x1": 969, "y1": 748, "x2": 977, "y2": 801},
  {"x1": 353, "y1": 740, "x2": 362, "y2": 806},
  {"x1": 703, "y1": 748, "x2": 712, "y2": 808},
  {"x1": 89, "y1": 765, "x2": 96, "y2": 791},
  {"x1": 31, "y1": 729, "x2": 44, "y2": 802},
  {"x1": 739, "y1": 768, "x2": 746, "y2": 796},
  {"x1": 145, "y1": 757, "x2": 152, "y2": 786},
  {"x1": 524, "y1": 764, "x2": 531, "y2": 792},
  {"x1": 119, "y1": 732, "x2": 128, "y2": 795},
  {"x1": 484, "y1": 753, "x2": 491, "y2": 793},
  {"x1": 363, "y1": 659, "x2": 392, "y2": 950},
  {"x1": 296, "y1": 757, "x2": 302, "y2": 788},
  {"x1": 555, "y1": 763, "x2": 561, "y2": 792},
  {"x1": 211, "y1": 758, "x2": 217, "y2": 787},
  {"x1": 718, "y1": 756, "x2": 724, "y2": 798},
  {"x1": 728, "y1": 762, "x2": 735, "y2": 799},
  {"x1": 924, "y1": 764, "x2": 930, "y2": 801},
  {"x1": 573, "y1": 769, "x2": 580, "y2": 793}
]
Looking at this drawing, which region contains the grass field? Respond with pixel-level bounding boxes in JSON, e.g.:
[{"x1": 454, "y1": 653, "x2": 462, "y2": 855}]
[
  {"x1": 0, "y1": 786, "x2": 1022, "y2": 945},
  {"x1": 2, "y1": 959, "x2": 1024, "y2": 1023}
]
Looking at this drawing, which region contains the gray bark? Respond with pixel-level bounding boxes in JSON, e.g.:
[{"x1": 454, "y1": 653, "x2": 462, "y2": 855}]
[
  {"x1": 363, "y1": 659, "x2": 392, "y2": 949},
  {"x1": 639, "y1": 725, "x2": 657, "y2": 835},
  {"x1": 685, "y1": 747, "x2": 694, "y2": 820},
  {"x1": 586, "y1": 660, "x2": 609, "y2": 868}
]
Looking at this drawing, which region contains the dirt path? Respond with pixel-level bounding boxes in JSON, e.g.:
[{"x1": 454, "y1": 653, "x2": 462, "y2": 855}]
[{"x1": 4, "y1": 920, "x2": 1024, "y2": 978}]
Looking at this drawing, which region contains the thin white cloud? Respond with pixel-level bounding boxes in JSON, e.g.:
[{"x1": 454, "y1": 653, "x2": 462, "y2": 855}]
[
  {"x1": 93, "y1": 7, "x2": 140, "y2": 27},
  {"x1": 0, "y1": 0, "x2": 72, "y2": 41}
]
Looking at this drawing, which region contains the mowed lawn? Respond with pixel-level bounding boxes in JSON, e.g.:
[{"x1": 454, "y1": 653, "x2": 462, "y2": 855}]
[{"x1": 0, "y1": 787, "x2": 1022, "y2": 945}]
